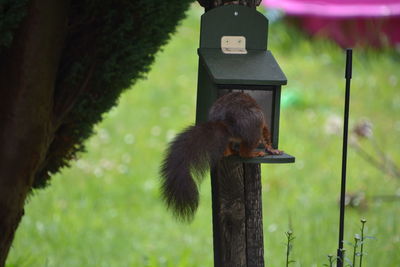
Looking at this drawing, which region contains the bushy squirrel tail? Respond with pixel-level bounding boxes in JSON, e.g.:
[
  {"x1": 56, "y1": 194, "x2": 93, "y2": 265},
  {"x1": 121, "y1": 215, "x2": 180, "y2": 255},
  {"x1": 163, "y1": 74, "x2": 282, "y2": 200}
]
[{"x1": 160, "y1": 121, "x2": 230, "y2": 221}]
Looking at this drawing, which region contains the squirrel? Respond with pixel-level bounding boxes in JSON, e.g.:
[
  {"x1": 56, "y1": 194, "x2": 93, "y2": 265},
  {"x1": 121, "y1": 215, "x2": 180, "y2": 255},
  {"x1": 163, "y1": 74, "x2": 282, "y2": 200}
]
[{"x1": 160, "y1": 92, "x2": 282, "y2": 221}]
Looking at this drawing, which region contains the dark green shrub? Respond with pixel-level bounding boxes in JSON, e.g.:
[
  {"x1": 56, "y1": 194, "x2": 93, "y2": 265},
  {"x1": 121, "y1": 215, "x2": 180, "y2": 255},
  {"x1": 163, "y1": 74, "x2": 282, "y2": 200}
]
[
  {"x1": 0, "y1": 0, "x2": 29, "y2": 49},
  {"x1": 10, "y1": 0, "x2": 194, "y2": 188}
]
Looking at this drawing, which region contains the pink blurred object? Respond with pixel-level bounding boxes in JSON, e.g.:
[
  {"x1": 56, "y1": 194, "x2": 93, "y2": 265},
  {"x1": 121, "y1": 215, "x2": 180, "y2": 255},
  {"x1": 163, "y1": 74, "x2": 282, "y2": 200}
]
[{"x1": 262, "y1": 0, "x2": 400, "y2": 47}]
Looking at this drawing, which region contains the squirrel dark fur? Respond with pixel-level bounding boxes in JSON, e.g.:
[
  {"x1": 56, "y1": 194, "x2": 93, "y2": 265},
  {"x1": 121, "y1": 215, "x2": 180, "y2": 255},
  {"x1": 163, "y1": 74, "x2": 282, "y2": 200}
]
[{"x1": 160, "y1": 92, "x2": 281, "y2": 221}]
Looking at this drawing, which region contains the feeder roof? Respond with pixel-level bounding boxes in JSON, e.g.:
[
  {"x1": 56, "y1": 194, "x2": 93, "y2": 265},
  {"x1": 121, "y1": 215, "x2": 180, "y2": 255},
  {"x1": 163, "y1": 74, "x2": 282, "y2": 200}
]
[{"x1": 198, "y1": 48, "x2": 287, "y2": 86}]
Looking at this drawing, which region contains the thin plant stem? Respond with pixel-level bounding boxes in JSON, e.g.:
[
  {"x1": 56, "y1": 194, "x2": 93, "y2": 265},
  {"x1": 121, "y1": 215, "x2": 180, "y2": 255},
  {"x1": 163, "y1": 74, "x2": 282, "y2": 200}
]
[
  {"x1": 352, "y1": 142, "x2": 400, "y2": 179},
  {"x1": 285, "y1": 231, "x2": 294, "y2": 267},
  {"x1": 327, "y1": 254, "x2": 334, "y2": 267},
  {"x1": 352, "y1": 235, "x2": 360, "y2": 267},
  {"x1": 359, "y1": 219, "x2": 367, "y2": 267},
  {"x1": 371, "y1": 137, "x2": 400, "y2": 178},
  {"x1": 340, "y1": 249, "x2": 346, "y2": 266},
  {"x1": 286, "y1": 243, "x2": 290, "y2": 267}
]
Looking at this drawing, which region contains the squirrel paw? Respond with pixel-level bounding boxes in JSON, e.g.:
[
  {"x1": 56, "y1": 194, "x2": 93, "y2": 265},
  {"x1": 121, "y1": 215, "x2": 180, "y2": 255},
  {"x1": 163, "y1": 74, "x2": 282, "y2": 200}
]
[
  {"x1": 239, "y1": 150, "x2": 265, "y2": 158},
  {"x1": 253, "y1": 151, "x2": 266, "y2": 157},
  {"x1": 265, "y1": 145, "x2": 283, "y2": 155}
]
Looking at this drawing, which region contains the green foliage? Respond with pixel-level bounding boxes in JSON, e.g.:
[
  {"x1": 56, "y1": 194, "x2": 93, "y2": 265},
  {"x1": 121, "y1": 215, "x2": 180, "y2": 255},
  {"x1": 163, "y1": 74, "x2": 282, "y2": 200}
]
[
  {"x1": 285, "y1": 230, "x2": 295, "y2": 266},
  {"x1": 0, "y1": 0, "x2": 29, "y2": 50},
  {"x1": 324, "y1": 254, "x2": 335, "y2": 267},
  {"x1": 33, "y1": 0, "x2": 193, "y2": 188}
]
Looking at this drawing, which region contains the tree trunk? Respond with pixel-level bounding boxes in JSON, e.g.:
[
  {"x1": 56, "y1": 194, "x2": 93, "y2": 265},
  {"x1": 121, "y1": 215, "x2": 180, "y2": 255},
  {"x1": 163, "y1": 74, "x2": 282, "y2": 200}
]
[{"x1": 0, "y1": 0, "x2": 69, "y2": 265}]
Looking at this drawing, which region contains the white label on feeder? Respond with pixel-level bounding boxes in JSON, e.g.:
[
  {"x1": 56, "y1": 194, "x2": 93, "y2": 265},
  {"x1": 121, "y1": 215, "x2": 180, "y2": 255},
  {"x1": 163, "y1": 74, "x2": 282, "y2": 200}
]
[{"x1": 221, "y1": 36, "x2": 247, "y2": 54}]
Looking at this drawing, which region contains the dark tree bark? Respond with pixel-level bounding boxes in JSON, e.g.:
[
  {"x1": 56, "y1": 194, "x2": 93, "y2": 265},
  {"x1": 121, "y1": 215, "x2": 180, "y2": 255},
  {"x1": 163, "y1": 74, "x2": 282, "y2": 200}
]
[{"x1": 0, "y1": 0, "x2": 70, "y2": 265}]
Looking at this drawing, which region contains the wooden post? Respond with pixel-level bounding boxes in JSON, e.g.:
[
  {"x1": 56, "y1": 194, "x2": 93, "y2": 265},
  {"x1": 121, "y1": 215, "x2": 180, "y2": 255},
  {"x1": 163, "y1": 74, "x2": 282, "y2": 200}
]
[
  {"x1": 210, "y1": 160, "x2": 264, "y2": 267},
  {"x1": 211, "y1": 159, "x2": 246, "y2": 267}
]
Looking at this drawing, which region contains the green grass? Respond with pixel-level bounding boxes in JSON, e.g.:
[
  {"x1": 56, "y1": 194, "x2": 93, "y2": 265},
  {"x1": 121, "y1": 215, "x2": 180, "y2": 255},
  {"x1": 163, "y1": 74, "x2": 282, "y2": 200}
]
[{"x1": 7, "y1": 4, "x2": 400, "y2": 267}]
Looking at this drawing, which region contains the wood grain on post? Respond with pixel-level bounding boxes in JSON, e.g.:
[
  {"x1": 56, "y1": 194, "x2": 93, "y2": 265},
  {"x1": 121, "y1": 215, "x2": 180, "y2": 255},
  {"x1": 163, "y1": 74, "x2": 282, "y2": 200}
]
[
  {"x1": 211, "y1": 160, "x2": 265, "y2": 267},
  {"x1": 244, "y1": 163, "x2": 264, "y2": 267},
  {"x1": 211, "y1": 159, "x2": 246, "y2": 267}
]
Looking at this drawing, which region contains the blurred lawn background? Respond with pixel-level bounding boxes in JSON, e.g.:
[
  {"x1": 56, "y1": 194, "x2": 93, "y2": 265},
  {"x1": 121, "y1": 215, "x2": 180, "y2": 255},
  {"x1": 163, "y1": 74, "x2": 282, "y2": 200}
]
[{"x1": 7, "y1": 3, "x2": 400, "y2": 267}]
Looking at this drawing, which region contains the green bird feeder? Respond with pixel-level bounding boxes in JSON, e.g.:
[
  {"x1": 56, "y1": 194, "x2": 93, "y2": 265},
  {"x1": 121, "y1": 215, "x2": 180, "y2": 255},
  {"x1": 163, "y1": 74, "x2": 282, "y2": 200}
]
[{"x1": 195, "y1": 5, "x2": 295, "y2": 164}]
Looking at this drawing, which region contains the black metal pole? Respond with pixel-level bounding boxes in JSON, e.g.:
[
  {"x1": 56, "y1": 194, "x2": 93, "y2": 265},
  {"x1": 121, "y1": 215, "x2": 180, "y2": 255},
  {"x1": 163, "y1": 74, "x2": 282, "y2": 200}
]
[{"x1": 337, "y1": 48, "x2": 352, "y2": 267}]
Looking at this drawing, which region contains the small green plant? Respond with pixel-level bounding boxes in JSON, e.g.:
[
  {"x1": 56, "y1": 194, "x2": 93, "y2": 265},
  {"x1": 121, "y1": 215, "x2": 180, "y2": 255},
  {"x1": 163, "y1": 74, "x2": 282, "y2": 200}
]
[
  {"x1": 323, "y1": 219, "x2": 374, "y2": 267},
  {"x1": 285, "y1": 230, "x2": 296, "y2": 267},
  {"x1": 324, "y1": 254, "x2": 335, "y2": 267},
  {"x1": 351, "y1": 234, "x2": 361, "y2": 267},
  {"x1": 324, "y1": 250, "x2": 347, "y2": 267},
  {"x1": 358, "y1": 219, "x2": 368, "y2": 267},
  {"x1": 341, "y1": 218, "x2": 374, "y2": 267}
]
